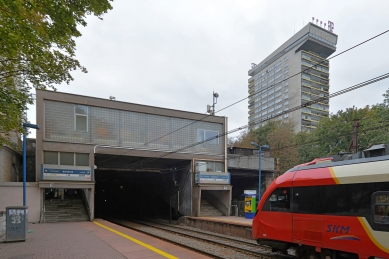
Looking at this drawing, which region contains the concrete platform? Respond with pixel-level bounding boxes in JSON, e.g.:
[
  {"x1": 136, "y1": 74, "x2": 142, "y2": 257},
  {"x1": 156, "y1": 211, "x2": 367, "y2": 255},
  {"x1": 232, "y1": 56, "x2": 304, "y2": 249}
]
[
  {"x1": 178, "y1": 216, "x2": 253, "y2": 239},
  {"x1": 0, "y1": 219, "x2": 211, "y2": 259}
]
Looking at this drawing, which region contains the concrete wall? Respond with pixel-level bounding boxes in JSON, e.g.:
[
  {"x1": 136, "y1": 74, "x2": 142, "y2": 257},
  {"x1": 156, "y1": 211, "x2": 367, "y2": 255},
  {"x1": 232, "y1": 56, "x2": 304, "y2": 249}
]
[
  {"x1": 0, "y1": 211, "x2": 5, "y2": 242},
  {"x1": 227, "y1": 155, "x2": 274, "y2": 171},
  {"x1": 0, "y1": 183, "x2": 40, "y2": 223},
  {"x1": 288, "y1": 47, "x2": 303, "y2": 132},
  {"x1": 178, "y1": 170, "x2": 192, "y2": 216},
  {"x1": 0, "y1": 147, "x2": 22, "y2": 182}
]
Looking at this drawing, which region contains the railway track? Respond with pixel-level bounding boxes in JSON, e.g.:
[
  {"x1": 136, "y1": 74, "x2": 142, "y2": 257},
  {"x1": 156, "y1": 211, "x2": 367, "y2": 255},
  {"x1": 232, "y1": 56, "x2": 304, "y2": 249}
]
[{"x1": 107, "y1": 218, "x2": 293, "y2": 259}]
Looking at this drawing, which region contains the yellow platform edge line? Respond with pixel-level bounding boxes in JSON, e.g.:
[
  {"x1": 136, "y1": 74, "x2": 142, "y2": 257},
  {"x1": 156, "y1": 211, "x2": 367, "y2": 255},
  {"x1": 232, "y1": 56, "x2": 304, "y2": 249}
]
[{"x1": 93, "y1": 221, "x2": 179, "y2": 259}]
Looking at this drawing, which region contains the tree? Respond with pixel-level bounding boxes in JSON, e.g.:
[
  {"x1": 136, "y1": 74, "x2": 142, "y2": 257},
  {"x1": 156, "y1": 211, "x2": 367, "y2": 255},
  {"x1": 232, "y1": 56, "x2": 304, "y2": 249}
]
[
  {"x1": 264, "y1": 121, "x2": 298, "y2": 173},
  {"x1": 231, "y1": 129, "x2": 257, "y2": 148},
  {"x1": 295, "y1": 130, "x2": 319, "y2": 164},
  {"x1": 0, "y1": 0, "x2": 113, "y2": 146},
  {"x1": 297, "y1": 102, "x2": 389, "y2": 162}
]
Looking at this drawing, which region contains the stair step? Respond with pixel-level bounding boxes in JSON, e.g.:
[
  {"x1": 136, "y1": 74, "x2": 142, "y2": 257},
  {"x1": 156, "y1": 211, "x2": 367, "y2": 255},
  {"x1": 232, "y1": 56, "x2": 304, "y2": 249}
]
[
  {"x1": 200, "y1": 199, "x2": 223, "y2": 216},
  {"x1": 45, "y1": 199, "x2": 89, "y2": 223}
]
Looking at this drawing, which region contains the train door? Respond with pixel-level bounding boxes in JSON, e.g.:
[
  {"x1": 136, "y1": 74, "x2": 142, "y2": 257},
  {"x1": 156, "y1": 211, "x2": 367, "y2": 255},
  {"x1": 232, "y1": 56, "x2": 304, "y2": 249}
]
[{"x1": 259, "y1": 187, "x2": 293, "y2": 242}]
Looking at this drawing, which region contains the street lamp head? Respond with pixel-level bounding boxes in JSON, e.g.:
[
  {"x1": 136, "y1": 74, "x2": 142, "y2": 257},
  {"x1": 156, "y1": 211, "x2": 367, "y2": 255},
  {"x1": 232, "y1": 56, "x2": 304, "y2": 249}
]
[
  {"x1": 23, "y1": 123, "x2": 40, "y2": 130},
  {"x1": 262, "y1": 145, "x2": 270, "y2": 149},
  {"x1": 251, "y1": 141, "x2": 260, "y2": 148}
]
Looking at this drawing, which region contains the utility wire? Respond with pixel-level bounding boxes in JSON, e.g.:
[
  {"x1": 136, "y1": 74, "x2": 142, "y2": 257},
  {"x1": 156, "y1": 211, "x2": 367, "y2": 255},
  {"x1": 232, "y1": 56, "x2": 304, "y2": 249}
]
[
  {"x1": 100, "y1": 119, "x2": 389, "y2": 172},
  {"x1": 157, "y1": 119, "x2": 389, "y2": 172},
  {"x1": 124, "y1": 73, "x2": 389, "y2": 170},
  {"x1": 98, "y1": 29, "x2": 389, "y2": 164}
]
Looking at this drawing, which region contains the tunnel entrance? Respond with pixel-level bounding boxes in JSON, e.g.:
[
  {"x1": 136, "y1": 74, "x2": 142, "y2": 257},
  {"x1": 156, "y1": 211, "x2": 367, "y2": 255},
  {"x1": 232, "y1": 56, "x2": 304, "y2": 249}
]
[{"x1": 94, "y1": 154, "x2": 191, "y2": 220}]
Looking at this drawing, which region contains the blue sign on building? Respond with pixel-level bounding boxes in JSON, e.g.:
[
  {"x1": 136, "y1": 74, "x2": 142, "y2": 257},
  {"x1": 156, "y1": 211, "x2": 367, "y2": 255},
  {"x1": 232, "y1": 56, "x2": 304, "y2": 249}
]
[
  {"x1": 196, "y1": 171, "x2": 231, "y2": 185},
  {"x1": 41, "y1": 165, "x2": 92, "y2": 181}
]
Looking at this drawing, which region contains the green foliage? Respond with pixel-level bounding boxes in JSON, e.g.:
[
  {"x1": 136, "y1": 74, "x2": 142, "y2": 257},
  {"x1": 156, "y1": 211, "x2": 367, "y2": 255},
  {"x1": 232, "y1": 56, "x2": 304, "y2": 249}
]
[
  {"x1": 294, "y1": 131, "x2": 318, "y2": 164},
  {"x1": 265, "y1": 121, "x2": 299, "y2": 173},
  {"x1": 0, "y1": 0, "x2": 113, "y2": 146},
  {"x1": 233, "y1": 88, "x2": 389, "y2": 172},
  {"x1": 297, "y1": 103, "x2": 389, "y2": 162}
]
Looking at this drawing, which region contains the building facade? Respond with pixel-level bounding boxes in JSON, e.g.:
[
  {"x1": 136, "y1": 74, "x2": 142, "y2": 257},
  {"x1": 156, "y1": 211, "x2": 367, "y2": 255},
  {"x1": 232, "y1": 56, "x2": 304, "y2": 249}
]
[
  {"x1": 35, "y1": 89, "x2": 230, "y2": 221},
  {"x1": 248, "y1": 22, "x2": 338, "y2": 132}
]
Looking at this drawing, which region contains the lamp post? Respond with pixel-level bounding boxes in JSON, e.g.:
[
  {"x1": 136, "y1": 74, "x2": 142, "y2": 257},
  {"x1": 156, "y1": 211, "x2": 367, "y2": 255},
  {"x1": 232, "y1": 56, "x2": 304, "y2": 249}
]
[
  {"x1": 251, "y1": 142, "x2": 269, "y2": 202},
  {"x1": 22, "y1": 123, "x2": 40, "y2": 206}
]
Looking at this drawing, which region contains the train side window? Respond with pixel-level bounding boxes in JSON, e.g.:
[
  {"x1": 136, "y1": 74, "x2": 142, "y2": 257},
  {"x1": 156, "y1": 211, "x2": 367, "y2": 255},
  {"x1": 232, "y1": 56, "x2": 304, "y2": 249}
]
[
  {"x1": 372, "y1": 192, "x2": 389, "y2": 225},
  {"x1": 262, "y1": 188, "x2": 291, "y2": 212}
]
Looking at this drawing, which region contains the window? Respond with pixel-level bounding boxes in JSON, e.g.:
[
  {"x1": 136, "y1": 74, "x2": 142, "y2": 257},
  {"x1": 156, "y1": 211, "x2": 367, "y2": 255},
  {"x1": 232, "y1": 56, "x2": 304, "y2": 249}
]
[
  {"x1": 284, "y1": 101, "x2": 289, "y2": 106},
  {"x1": 43, "y1": 151, "x2": 90, "y2": 166},
  {"x1": 373, "y1": 192, "x2": 389, "y2": 225},
  {"x1": 262, "y1": 188, "x2": 291, "y2": 212},
  {"x1": 284, "y1": 88, "x2": 289, "y2": 93},
  {"x1": 284, "y1": 56, "x2": 289, "y2": 61},
  {"x1": 76, "y1": 153, "x2": 89, "y2": 166},
  {"x1": 75, "y1": 105, "x2": 88, "y2": 131},
  {"x1": 284, "y1": 82, "x2": 289, "y2": 87},
  {"x1": 44, "y1": 151, "x2": 58, "y2": 165},
  {"x1": 284, "y1": 69, "x2": 289, "y2": 74},
  {"x1": 284, "y1": 94, "x2": 289, "y2": 99},
  {"x1": 197, "y1": 129, "x2": 219, "y2": 144},
  {"x1": 60, "y1": 152, "x2": 74, "y2": 166},
  {"x1": 196, "y1": 161, "x2": 224, "y2": 172},
  {"x1": 284, "y1": 63, "x2": 288, "y2": 68},
  {"x1": 293, "y1": 182, "x2": 389, "y2": 229}
]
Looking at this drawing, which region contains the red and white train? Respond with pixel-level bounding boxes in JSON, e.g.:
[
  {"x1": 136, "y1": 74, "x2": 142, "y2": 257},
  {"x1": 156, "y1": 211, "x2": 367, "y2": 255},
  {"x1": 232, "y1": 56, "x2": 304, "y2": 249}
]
[{"x1": 252, "y1": 154, "x2": 389, "y2": 259}]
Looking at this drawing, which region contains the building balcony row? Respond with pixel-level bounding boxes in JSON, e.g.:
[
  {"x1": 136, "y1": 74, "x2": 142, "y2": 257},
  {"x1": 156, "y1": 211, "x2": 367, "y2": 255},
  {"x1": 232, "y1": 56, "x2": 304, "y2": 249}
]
[
  {"x1": 301, "y1": 50, "x2": 329, "y2": 66},
  {"x1": 302, "y1": 72, "x2": 329, "y2": 85},
  {"x1": 302, "y1": 80, "x2": 329, "y2": 92},
  {"x1": 302, "y1": 95, "x2": 329, "y2": 106}
]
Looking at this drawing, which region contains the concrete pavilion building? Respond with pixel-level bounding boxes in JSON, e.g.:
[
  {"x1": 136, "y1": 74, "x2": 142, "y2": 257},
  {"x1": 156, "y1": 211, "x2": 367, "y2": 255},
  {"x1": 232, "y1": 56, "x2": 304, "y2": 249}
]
[
  {"x1": 31, "y1": 89, "x2": 230, "y2": 222},
  {"x1": 248, "y1": 22, "x2": 338, "y2": 132}
]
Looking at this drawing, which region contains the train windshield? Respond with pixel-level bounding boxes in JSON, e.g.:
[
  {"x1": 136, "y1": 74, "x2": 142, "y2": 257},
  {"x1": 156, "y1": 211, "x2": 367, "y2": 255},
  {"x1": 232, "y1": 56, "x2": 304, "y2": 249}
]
[{"x1": 262, "y1": 188, "x2": 291, "y2": 212}]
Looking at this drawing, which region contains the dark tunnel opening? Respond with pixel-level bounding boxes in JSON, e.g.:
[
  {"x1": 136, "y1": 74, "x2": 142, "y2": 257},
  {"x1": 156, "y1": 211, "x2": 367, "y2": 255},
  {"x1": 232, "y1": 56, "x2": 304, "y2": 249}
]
[
  {"x1": 94, "y1": 154, "x2": 192, "y2": 220},
  {"x1": 95, "y1": 170, "x2": 182, "y2": 220}
]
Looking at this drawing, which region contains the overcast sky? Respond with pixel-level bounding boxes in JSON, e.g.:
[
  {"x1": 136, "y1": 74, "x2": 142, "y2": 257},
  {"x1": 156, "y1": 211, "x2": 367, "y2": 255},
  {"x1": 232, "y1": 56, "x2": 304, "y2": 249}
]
[{"x1": 27, "y1": 0, "x2": 389, "y2": 139}]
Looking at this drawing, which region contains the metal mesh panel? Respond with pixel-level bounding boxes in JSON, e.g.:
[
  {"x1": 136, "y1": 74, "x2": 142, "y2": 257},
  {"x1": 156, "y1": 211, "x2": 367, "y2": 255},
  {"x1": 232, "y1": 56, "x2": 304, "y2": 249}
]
[{"x1": 44, "y1": 100, "x2": 223, "y2": 155}]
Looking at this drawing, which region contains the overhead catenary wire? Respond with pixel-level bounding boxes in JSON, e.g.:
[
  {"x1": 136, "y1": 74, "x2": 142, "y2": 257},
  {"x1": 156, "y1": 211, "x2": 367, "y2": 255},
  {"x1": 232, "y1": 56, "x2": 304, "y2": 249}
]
[
  {"x1": 153, "y1": 119, "x2": 389, "y2": 173},
  {"x1": 100, "y1": 118, "x2": 389, "y2": 172},
  {"x1": 124, "y1": 73, "x2": 389, "y2": 170},
  {"x1": 97, "y1": 29, "x2": 389, "y2": 164}
]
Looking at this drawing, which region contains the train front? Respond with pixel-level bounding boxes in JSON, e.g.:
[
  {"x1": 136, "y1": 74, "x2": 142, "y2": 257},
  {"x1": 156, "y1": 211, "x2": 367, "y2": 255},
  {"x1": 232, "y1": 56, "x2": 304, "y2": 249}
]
[{"x1": 252, "y1": 171, "x2": 295, "y2": 252}]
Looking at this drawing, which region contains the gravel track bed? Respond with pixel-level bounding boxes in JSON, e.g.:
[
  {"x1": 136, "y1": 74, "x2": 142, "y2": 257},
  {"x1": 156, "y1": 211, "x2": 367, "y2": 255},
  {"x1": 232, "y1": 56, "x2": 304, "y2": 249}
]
[
  {"x1": 149, "y1": 219, "x2": 258, "y2": 245},
  {"x1": 134, "y1": 219, "x2": 270, "y2": 254},
  {"x1": 110, "y1": 218, "x2": 288, "y2": 259}
]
